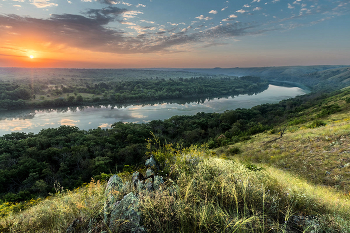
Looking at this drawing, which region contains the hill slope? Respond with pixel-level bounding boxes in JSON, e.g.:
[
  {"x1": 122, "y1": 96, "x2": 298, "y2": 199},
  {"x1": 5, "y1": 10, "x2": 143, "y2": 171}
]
[
  {"x1": 2, "y1": 88, "x2": 350, "y2": 232},
  {"x1": 180, "y1": 65, "x2": 350, "y2": 91},
  {"x1": 225, "y1": 87, "x2": 350, "y2": 193}
]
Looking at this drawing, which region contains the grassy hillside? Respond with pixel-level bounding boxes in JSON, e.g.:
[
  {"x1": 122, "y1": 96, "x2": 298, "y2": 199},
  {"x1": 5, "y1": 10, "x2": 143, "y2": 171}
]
[
  {"x1": 2, "y1": 86, "x2": 350, "y2": 232},
  {"x1": 221, "y1": 87, "x2": 350, "y2": 194},
  {"x1": 1, "y1": 144, "x2": 350, "y2": 232}
]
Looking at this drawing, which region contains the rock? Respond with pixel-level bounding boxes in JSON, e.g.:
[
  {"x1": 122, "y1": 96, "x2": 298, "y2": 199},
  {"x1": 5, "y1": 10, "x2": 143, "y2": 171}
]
[
  {"x1": 146, "y1": 168, "x2": 155, "y2": 177},
  {"x1": 145, "y1": 155, "x2": 157, "y2": 168},
  {"x1": 104, "y1": 175, "x2": 124, "y2": 224},
  {"x1": 106, "y1": 175, "x2": 124, "y2": 194},
  {"x1": 132, "y1": 171, "x2": 145, "y2": 189},
  {"x1": 153, "y1": 175, "x2": 164, "y2": 190},
  {"x1": 145, "y1": 178, "x2": 153, "y2": 191},
  {"x1": 109, "y1": 192, "x2": 146, "y2": 233}
]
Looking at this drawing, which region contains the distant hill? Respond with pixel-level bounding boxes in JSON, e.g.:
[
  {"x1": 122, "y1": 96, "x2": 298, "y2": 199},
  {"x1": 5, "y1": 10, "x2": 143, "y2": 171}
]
[{"x1": 174, "y1": 65, "x2": 350, "y2": 91}]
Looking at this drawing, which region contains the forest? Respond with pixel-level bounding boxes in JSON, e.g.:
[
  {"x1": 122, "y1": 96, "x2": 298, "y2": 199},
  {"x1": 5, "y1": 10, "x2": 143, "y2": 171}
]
[{"x1": 0, "y1": 76, "x2": 268, "y2": 110}]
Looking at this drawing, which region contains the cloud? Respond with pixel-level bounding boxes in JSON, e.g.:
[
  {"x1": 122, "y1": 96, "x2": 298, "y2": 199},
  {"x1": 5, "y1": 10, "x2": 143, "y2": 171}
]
[
  {"x1": 209, "y1": 10, "x2": 217, "y2": 14},
  {"x1": 167, "y1": 22, "x2": 178, "y2": 26},
  {"x1": 236, "y1": 9, "x2": 246, "y2": 13},
  {"x1": 201, "y1": 42, "x2": 227, "y2": 48},
  {"x1": 195, "y1": 15, "x2": 212, "y2": 20},
  {"x1": 221, "y1": 6, "x2": 228, "y2": 11},
  {"x1": 288, "y1": 3, "x2": 294, "y2": 9},
  {"x1": 121, "y1": 1, "x2": 132, "y2": 6},
  {"x1": 222, "y1": 14, "x2": 237, "y2": 21},
  {"x1": 121, "y1": 21, "x2": 135, "y2": 25},
  {"x1": 181, "y1": 25, "x2": 192, "y2": 33},
  {"x1": 97, "y1": 0, "x2": 133, "y2": 6},
  {"x1": 136, "y1": 3, "x2": 145, "y2": 7},
  {"x1": 243, "y1": 4, "x2": 250, "y2": 8},
  {"x1": 97, "y1": 0, "x2": 118, "y2": 5},
  {"x1": 1, "y1": 0, "x2": 346, "y2": 56},
  {"x1": 0, "y1": 10, "x2": 267, "y2": 55},
  {"x1": 140, "y1": 19, "x2": 155, "y2": 24},
  {"x1": 123, "y1": 10, "x2": 143, "y2": 19},
  {"x1": 30, "y1": 0, "x2": 58, "y2": 8},
  {"x1": 253, "y1": 7, "x2": 262, "y2": 11},
  {"x1": 13, "y1": 5, "x2": 22, "y2": 7}
]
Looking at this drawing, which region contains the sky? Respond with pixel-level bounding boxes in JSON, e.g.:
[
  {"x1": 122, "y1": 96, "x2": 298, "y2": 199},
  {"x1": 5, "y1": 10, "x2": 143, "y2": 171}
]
[{"x1": 0, "y1": 0, "x2": 349, "y2": 68}]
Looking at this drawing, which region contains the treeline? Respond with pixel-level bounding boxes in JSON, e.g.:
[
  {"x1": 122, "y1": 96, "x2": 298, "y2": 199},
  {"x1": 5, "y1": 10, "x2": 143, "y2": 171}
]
[
  {"x1": 1, "y1": 88, "x2": 344, "y2": 202},
  {"x1": 0, "y1": 76, "x2": 268, "y2": 110}
]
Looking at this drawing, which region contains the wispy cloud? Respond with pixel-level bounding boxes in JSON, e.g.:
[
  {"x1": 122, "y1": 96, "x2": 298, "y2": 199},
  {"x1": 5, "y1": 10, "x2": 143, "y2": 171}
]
[
  {"x1": 123, "y1": 10, "x2": 143, "y2": 19},
  {"x1": 195, "y1": 15, "x2": 212, "y2": 20},
  {"x1": 31, "y1": 0, "x2": 58, "y2": 8},
  {"x1": 1, "y1": 0, "x2": 348, "y2": 56},
  {"x1": 236, "y1": 9, "x2": 246, "y2": 13},
  {"x1": 140, "y1": 19, "x2": 155, "y2": 24},
  {"x1": 222, "y1": 14, "x2": 237, "y2": 21}
]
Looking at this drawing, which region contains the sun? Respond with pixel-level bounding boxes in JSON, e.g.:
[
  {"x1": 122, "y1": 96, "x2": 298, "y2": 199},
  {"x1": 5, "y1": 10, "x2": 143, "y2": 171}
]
[{"x1": 29, "y1": 55, "x2": 34, "y2": 59}]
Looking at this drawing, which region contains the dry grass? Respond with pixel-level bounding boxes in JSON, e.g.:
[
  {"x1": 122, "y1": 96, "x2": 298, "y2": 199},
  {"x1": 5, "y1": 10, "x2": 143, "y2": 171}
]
[
  {"x1": 0, "y1": 180, "x2": 106, "y2": 233},
  {"x1": 232, "y1": 115, "x2": 350, "y2": 193},
  {"x1": 2, "y1": 132, "x2": 350, "y2": 232}
]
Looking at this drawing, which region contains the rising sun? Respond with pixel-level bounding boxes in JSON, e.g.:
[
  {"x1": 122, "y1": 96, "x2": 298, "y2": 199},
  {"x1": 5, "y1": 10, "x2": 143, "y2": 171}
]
[{"x1": 29, "y1": 55, "x2": 34, "y2": 59}]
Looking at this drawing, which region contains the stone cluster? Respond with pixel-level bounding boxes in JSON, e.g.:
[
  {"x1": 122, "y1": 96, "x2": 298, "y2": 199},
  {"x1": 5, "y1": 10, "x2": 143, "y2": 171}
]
[
  {"x1": 66, "y1": 155, "x2": 177, "y2": 233},
  {"x1": 102, "y1": 155, "x2": 167, "y2": 233}
]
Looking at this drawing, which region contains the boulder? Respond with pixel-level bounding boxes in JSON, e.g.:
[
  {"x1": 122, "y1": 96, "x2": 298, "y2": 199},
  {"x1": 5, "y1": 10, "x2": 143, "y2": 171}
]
[
  {"x1": 132, "y1": 171, "x2": 144, "y2": 189},
  {"x1": 109, "y1": 192, "x2": 145, "y2": 233},
  {"x1": 153, "y1": 176, "x2": 164, "y2": 190},
  {"x1": 145, "y1": 155, "x2": 157, "y2": 168},
  {"x1": 104, "y1": 175, "x2": 124, "y2": 224},
  {"x1": 146, "y1": 168, "x2": 155, "y2": 177},
  {"x1": 106, "y1": 175, "x2": 124, "y2": 194}
]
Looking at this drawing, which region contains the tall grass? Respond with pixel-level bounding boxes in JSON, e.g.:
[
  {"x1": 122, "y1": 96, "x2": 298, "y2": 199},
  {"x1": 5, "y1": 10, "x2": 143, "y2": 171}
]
[
  {"x1": 2, "y1": 144, "x2": 350, "y2": 232},
  {"x1": 0, "y1": 180, "x2": 105, "y2": 232}
]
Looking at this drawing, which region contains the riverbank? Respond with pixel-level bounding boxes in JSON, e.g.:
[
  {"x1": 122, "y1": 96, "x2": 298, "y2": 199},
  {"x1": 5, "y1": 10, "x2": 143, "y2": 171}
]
[{"x1": 0, "y1": 84, "x2": 307, "y2": 136}]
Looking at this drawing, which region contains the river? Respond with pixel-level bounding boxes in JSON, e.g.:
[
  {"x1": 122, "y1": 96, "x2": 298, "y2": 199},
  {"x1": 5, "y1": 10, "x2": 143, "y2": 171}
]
[{"x1": 0, "y1": 84, "x2": 307, "y2": 136}]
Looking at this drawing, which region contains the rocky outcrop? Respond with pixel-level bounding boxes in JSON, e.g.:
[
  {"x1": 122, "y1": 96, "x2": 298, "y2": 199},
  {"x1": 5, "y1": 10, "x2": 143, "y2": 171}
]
[
  {"x1": 102, "y1": 155, "x2": 171, "y2": 233},
  {"x1": 107, "y1": 192, "x2": 145, "y2": 233},
  {"x1": 145, "y1": 155, "x2": 157, "y2": 169},
  {"x1": 66, "y1": 155, "x2": 176, "y2": 233}
]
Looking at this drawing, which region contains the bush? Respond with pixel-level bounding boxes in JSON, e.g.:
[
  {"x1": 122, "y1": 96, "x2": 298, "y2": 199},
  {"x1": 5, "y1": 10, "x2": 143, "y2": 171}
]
[
  {"x1": 289, "y1": 118, "x2": 307, "y2": 126},
  {"x1": 307, "y1": 120, "x2": 326, "y2": 128},
  {"x1": 227, "y1": 146, "x2": 241, "y2": 155}
]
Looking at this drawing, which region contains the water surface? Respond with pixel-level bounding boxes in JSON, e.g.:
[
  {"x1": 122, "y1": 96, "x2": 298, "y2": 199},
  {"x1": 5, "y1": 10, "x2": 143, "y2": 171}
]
[{"x1": 0, "y1": 85, "x2": 307, "y2": 136}]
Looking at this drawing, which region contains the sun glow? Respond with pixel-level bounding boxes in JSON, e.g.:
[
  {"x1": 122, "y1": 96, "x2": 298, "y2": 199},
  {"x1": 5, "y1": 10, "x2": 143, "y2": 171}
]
[{"x1": 29, "y1": 55, "x2": 34, "y2": 59}]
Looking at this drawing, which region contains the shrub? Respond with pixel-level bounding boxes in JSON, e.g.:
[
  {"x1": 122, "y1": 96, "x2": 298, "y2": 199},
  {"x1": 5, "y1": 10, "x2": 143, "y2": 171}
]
[
  {"x1": 227, "y1": 146, "x2": 241, "y2": 155},
  {"x1": 307, "y1": 120, "x2": 326, "y2": 128}
]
